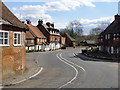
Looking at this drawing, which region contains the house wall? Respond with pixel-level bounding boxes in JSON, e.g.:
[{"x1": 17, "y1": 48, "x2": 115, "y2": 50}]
[
  {"x1": 66, "y1": 37, "x2": 74, "y2": 47},
  {"x1": 50, "y1": 35, "x2": 60, "y2": 43},
  {"x1": 26, "y1": 39, "x2": 35, "y2": 51},
  {"x1": 0, "y1": 29, "x2": 26, "y2": 79},
  {"x1": 98, "y1": 33, "x2": 120, "y2": 56},
  {"x1": 49, "y1": 35, "x2": 61, "y2": 50},
  {"x1": 60, "y1": 37, "x2": 66, "y2": 47},
  {"x1": 0, "y1": 46, "x2": 2, "y2": 83},
  {"x1": 44, "y1": 44, "x2": 50, "y2": 51},
  {"x1": 37, "y1": 25, "x2": 50, "y2": 42},
  {"x1": 35, "y1": 45, "x2": 42, "y2": 51}
]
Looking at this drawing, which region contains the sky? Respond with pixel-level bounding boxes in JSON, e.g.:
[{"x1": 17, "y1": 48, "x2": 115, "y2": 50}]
[{"x1": 2, "y1": 0, "x2": 120, "y2": 35}]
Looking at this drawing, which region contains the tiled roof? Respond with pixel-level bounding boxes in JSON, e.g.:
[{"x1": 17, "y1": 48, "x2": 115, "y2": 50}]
[
  {"x1": 26, "y1": 31, "x2": 35, "y2": 39},
  {"x1": 66, "y1": 33, "x2": 76, "y2": 41},
  {"x1": 0, "y1": 1, "x2": 28, "y2": 29},
  {"x1": 27, "y1": 24, "x2": 46, "y2": 38},
  {"x1": 43, "y1": 24, "x2": 53, "y2": 30},
  {"x1": 104, "y1": 21, "x2": 120, "y2": 34},
  {"x1": 101, "y1": 15, "x2": 120, "y2": 35}
]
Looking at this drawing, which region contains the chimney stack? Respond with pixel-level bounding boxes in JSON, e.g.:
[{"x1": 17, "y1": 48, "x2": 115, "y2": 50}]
[
  {"x1": 26, "y1": 19, "x2": 31, "y2": 24},
  {"x1": 46, "y1": 22, "x2": 51, "y2": 27},
  {"x1": 38, "y1": 19, "x2": 43, "y2": 25},
  {"x1": 115, "y1": 14, "x2": 120, "y2": 21},
  {"x1": 51, "y1": 23, "x2": 54, "y2": 28}
]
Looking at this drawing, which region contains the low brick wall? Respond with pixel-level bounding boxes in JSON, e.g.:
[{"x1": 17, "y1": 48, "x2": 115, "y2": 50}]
[
  {"x1": 82, "y1": 52, "x2": 120, "y2": 61},
  {"x1": 2, "y1": 46, "x2": 26, "y2": 79}
]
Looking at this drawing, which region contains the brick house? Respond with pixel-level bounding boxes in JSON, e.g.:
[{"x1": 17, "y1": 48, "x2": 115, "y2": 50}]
[
  {"x1": 25, "y1": 26, "x2": 35, "y2": 51},
  {"x1": 61, "y1": 33, "x2": 76, "y2": 47},
  {"x1": 60, "y1": 36, "x2": 66, "y2": 47},
  {"x1": 0, "y1": 2, "x2": 28, "y2": 78},
  {"x1": 37, "y1": 20, "x2": 61, "y2": 50},
  {"x1": 26, "y1": 20, "x2": 47, "y2": 51},
  {"x1": 98, "y1": 14, "x2": 120, "y2": 57}
]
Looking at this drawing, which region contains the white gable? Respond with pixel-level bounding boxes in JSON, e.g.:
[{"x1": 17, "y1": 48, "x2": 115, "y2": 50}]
[{"x1": 0, "y1": 18, "x2": 11, "y2": 25}]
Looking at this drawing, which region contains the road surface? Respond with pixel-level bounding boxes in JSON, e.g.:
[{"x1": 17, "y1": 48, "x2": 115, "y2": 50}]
[{"x1": 5, "y1": 48, "x2": 119, "y2": 89}]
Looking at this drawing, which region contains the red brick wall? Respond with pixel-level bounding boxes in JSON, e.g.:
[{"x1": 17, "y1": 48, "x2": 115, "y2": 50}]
[
  {"x1": 60, "y1": 37, "x2": 66, "y2": 45},
  {"x1": 50, "y1": 35, "x2": 60, "y2": 43},
  {"x1": 0, "y1": 30, "x2": 26, "y2": 79},
  {"x1": 37, "y1": 25, "x2": 50, "y2": 42}
]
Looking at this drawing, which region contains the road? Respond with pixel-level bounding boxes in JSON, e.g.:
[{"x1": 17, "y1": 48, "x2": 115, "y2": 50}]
[{"x1": 6, "y1": 48, "x2": 118, "y2": 89}]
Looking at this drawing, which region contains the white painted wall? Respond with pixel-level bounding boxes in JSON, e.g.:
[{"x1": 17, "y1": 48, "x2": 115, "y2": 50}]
[
  {"x1": 35, "y1": 45, "x2": 42, "y2": 51},
  {"x1": 26, "y1": 46, "x2": 35, "y2": 51},
  {"x1": 50, "y1": 43, "x2": 55, "y2": 50},
  {"x1": 55, "y1": 43, "x2": 60, "y2": 49},
  {"x1": 111, "y1": 46, "x2": 114, "y2": 54},
  {"x1": 45, "y1": 45, "x2": 50, "y2": 51}
]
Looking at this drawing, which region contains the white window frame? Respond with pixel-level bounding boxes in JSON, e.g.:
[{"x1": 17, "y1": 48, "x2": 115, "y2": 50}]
[
  {"x1": 0, "y1": 31, "x2": 9, "y2": 46},
  {"x1": 108, "y1": 34, "x2": 110, "y2": 39},
  {"x1": 111, "y1": 47, "x2": 114, "y2": 54},
  {"x1": 13, "y1": 32, "x2": 21, "y2": 46},
  {"x1": 105, "y1": 34, "x2": 108, "y2": 39}
]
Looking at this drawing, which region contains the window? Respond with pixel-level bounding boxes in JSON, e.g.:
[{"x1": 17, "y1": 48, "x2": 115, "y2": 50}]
[
  {"x1": 108, "y1": 34, "x2": 110, "y2": 39},
  {"x1": 31, "y1": 40, "x2": 34, "y2": 43},
  {"x1": 0, "y1": 31, "x2": 9, "y2": 46},
  {"x1": 105, "y1": 34, "x2": 108, "y2": 39},
  {"x1": 14, "y1": 32, "x2": 21, "y2": 46}
]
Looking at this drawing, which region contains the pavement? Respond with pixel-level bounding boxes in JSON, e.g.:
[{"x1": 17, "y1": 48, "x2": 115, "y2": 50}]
[{"x1": 1, "y1": 52, "x2": 43, "y2": 87}]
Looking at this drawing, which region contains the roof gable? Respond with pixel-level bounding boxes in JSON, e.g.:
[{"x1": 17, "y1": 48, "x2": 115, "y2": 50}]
[
  {"x1": 65, "y1": 33, "x2": 76, "y2": 41},
  {"x1": 26, "y1": 31, "x2": 35, "y2": 39},
  {"x1": 27, "y1": 24, "x2": 46, "y2": 38},
  {"x1": 0, "y1": 1, "x2": 28, "y2": 29},
  {"x1": 103, "y1": 15, "x2": 120, "y2": 34}
]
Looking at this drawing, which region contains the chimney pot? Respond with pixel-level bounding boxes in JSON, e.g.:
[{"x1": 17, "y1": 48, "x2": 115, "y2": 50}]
[
  {"x1": 38, "y1": 19, "x2": 43, "y2": 25},
  {"x1": 26, "y1": 19, "x2": 31, "y2": 24},
  {"x1": 46, "y1": 22, "x2": 51, "y2": 27},
  {"x1": 115, "y1": 14, "x2": 120, "y2": 21},
  {"x1": 51, "y1": 23, "x2": 54, "y2": 28}
]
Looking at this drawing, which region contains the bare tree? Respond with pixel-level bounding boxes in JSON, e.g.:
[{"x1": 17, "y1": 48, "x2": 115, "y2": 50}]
[
  {"x1": 89, "y1": 21, "x2": 110, "y2": 41},
  {"x1": 97, "y1": 21, "x2": 110, "y2": 31},
  {"x1": 67, "y1": 20, "x2": 83, "y2": 36},
  {"x1": 90, "y1": 21, "x2": 110, "y2": 35}
]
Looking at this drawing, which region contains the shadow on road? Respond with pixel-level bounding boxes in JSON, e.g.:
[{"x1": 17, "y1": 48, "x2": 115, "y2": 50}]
[{"x1": 72, "y1": 53, "x2": 120, "y2": 63}]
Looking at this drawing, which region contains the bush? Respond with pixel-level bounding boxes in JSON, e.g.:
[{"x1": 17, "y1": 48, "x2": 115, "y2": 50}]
[
  {"x1": 26, "y1": 50, "x2": 36, "y2": 53},
  {"x1": 61, "y1": 45, "x2": 66, "y2": 49},
  {"x1": 82, "y1": 50, "x2": 87, "y2": 54}
]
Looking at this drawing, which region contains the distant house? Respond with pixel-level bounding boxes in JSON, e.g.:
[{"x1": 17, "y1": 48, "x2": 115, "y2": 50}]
[
  {"x1": 0, "y1": 2, "x2": 28, "y2": 78},
  {"x1": 26, "y1": 20, "x2": 47, "y2": 51},
  {"x1": 60, "y1": 36, "x2": 66, "y2": 47},
  {"x1": 61, "y1": 33, "x2": 76, "y2": 47},
  {"x1": 80, "y1": 40, "x2": 97, "y2": 46},
  {"x1": 25, "y1": 27, "x2": 35, "y2": 51},
  {"x1": 98, "y1": 14, "x2": 120, "y2": 57},
  {"x1": 37, "y1": 20, "x2": 61, "y2": 50}
]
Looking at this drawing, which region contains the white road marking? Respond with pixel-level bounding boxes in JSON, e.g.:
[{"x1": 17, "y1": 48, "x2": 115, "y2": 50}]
[
  {"x1": 56, "y1": 53, "x2": 78, "y2": 89},
  {"x1": 0, "y1": 85, "x2": 2, "y2": 90},
  {"x1": 60, "y1": 53, "x2": 86, "y2": 72},
  {"x1": 12, "y1": 67, "x2": 43, "y2": 85}
]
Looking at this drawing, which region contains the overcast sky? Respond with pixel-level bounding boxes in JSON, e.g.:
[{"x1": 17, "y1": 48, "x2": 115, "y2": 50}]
[{"x1": 3, "y1": 0, "x2": 119, "y2": 35}]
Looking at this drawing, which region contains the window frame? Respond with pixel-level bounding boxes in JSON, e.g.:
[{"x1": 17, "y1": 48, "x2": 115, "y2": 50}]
[
  {"x1": 0, "y1": 30, "x2": 9, "y2": 46},
  {"x1": 13, "y1": 32, "x2": 22, "y2": 46}
]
